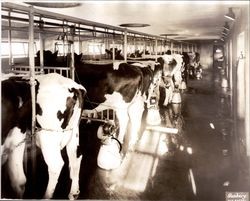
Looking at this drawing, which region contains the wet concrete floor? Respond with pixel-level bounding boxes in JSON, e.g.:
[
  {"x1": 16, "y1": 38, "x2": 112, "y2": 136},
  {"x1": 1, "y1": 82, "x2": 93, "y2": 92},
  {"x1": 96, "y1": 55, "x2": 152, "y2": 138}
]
[{"x1": 2, "y1": 69, "x2": 249, "y2": 200}]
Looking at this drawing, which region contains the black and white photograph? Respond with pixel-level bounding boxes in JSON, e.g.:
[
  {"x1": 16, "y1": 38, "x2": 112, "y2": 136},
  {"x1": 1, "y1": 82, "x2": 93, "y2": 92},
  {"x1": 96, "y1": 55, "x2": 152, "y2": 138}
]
[{"x1": 1, "y1": 0, "x2": 250, "y2": 200}]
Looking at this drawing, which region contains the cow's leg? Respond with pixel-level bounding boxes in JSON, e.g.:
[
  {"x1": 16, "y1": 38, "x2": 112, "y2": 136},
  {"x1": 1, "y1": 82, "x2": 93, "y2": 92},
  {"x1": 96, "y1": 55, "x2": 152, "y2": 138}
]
[
  {"x1": 163, "y1": 87, "x2": 173, "y2": 106},
  {"x1": 128, "y1": 95, "x2": 145, "y2": 148},
  {"x1": 5, "y1": 127, "x2": 27, "y2": 198},
  {"x1": 38, "y1": 133, "x2": 64, "y2": 199},
  {"x1": 115, "y1": 108, "x2": 129, "y2": 144},
  {"x1": 66, "y1": 130, "x2": 82, "y2": 200}
]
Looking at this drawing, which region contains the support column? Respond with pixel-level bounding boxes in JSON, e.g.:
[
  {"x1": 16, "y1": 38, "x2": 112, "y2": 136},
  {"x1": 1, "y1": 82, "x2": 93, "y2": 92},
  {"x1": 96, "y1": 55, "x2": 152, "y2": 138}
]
[
  {"x1": 155, "y1": 39, "x2": 158, "y2": 61},
  {"x1": 124, "y1": 29, "x2": 127, "y2": 62},
  {"x1": 8, "y1": 9, "x2": 13, "y2": 67},
  {"x1": 171, "y1": 41, "x2": 174, "y2": 54},
  {"x1": 112, "y1": 37, "x2": 115, "y2": 62},
  {"x1": 28, "y1": 6, "x2": 36, "y2": 196},
  {"x1": 39, "y1": 18, "x2": 44, "y2": 73}
]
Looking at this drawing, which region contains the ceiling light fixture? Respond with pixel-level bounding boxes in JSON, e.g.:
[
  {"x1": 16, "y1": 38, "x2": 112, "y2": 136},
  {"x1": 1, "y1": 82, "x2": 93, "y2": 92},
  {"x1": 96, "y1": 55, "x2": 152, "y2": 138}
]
[
  {"x1": 119, "y1": 23, "x2": 150, "y2": 28},
  {"x1": 160, "y1": 34, "x2": 179, "y2": 36},
  {"x1": 223, "y1": 22, "x2": 230, "y2": 31},
  {"x1": 225, "y1": 8, "x2": 235, "y2": 21},
  {"x1": 25, "y1": 2, "x2": 82, "y2": 8}
]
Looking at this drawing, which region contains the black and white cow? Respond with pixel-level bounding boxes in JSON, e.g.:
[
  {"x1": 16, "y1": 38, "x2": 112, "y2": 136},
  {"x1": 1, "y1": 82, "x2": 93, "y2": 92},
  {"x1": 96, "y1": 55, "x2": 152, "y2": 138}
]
[
  {"x1": 33, "y1": 51, "x2": 155, "y2": 152},
  {"x1": 1, "y1": 73, "x2": 86, "y2": 199},
  {"x1": 105, "y1": 48, "x2": 124, "y2": 60},
  {"x1": 74, "y1": 59, "x2": 146, "y2": 150},
  {"x1": 139, "y1": 54, "x2": 184, "y2": 106},
  {"x1": 35, "y1": 50, "x2": 59, "y2": 67}
]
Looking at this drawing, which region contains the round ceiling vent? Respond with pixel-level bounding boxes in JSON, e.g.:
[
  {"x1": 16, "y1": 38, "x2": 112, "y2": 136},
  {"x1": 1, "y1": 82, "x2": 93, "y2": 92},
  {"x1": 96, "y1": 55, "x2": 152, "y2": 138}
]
[
  {"x1": 160, "y1": 34, "x2": 179, "y2": 37},
  {"x1": 119, "y1": 23, "x2": 150, "y2": 28},
  {"x1": 25, "y1": 2, "x2": 82, "y2": 8}
]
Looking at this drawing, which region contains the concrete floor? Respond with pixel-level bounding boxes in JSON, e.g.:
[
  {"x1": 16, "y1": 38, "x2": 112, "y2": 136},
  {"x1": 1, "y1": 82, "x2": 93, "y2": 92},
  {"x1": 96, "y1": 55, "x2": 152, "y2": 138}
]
[{"x1": 2, "y1": 68, "x2": 250, "y2": 200}]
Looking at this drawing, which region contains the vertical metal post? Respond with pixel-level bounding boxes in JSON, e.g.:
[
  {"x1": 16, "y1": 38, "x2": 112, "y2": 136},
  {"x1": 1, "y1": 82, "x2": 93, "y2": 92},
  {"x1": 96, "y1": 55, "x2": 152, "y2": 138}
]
[
  {"x1": 39, "y1": 18, "x2": 44, "y2": 73},
  {"x1": 39, "y1": 34, "x2": 44, "y2": 70},
  {"x1": 63, "y1": 20, "x2": 65, "y2": 56},
  {"x1": 143, "y1": 38, "x2": 146, "y2": 55},
  {"x1": 155, "y1": 39, "x2": 158, "y2": 61},
  {"x1": 181, "y1": 43, "x2": 183, "y2": 53},
  {"x1": 70, "y1": 25, "x2": 75, "y2": 80},
  {"x1": 71, "y1": 41, "x2": 75, "y2": 80},
  {"x1": 134, "y1": 34, "x2": 136, "y2": 53},
  {"x1": 165, "y1": 39, "x2": 168, "y2": 52},
  {"x1": 112, "y1": 37, "x2": 115, "y2": 62},
  {"x1": 78, "y1": 23, "x2": 82, "y2": 54},
  {"x1": 28, "y1": 6, "x2": 36, "y2": 196},
  {"x1": 8, "y1": 9, "x2": 13, "y2": 67},
  {"x1": 171, "y1": 41, "x2": 174, "y2": 54},
  {"x1": 160, "y1": 40, "x2": 163, "y2": 54},
  {"x1": 124, "y1": 29, "x2": 127, "y2": 62}
]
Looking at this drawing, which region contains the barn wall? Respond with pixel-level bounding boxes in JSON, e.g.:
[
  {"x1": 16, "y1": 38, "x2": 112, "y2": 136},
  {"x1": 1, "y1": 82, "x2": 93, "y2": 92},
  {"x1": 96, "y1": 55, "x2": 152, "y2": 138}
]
[{"x1": 224, "y1": 6, "x2": 250, "y2": 163}]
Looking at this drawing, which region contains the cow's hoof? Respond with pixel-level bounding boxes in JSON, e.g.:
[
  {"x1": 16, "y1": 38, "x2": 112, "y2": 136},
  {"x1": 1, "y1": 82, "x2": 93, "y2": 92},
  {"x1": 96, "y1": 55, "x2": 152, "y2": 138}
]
[{"x1": 68, "y1": 190, "x2": 80, "y2": 200}]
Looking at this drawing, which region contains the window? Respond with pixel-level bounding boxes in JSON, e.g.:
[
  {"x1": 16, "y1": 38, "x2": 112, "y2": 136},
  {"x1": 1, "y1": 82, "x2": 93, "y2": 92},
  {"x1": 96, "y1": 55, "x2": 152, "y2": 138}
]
[
  {"x1": 88, "y1": 43, "x2": 105, "y2": 55},
  {"x1": 1, "y1": 41, "x2": 38, "y2": 58}
]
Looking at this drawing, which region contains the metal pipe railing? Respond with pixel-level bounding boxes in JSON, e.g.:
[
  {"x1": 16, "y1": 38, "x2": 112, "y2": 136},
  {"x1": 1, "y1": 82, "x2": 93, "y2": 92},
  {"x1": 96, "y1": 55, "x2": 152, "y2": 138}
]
[{"x1": 2, "y1": 2, "x2": 167, "y2": 41}]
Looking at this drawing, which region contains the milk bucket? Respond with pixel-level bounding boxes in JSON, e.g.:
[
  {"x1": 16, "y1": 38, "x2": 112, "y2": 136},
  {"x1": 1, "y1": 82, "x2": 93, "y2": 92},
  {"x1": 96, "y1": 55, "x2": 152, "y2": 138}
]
[
  {"x1": 97, "y1": 137, "x2": 122, "y2": 170},
  {"x1": 172, "y1": 91, "x2": 181, "y2": 103}
]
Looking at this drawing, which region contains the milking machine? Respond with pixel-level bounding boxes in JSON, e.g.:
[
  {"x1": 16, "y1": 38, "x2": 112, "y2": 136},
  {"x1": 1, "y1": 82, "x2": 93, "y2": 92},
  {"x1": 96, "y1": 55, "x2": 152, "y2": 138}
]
[
  {"x1": 146, "y1": 73, "x2": 162, "y2": 125},
  {"x1": 146, "y1": 95, "x2": 162, "y2": 125},
  {"x1": 172, "y1": 89, "x2": 182, "y2": 104},
  {"x1": 81, "y1": 114, "x2": 123, "y2": 170},
  {"x1": 195, "y1": 64, "x2": 203, "y2": 80},
  {"x1": 96, "y1": 120, "x2": 123, "y2": 170}
]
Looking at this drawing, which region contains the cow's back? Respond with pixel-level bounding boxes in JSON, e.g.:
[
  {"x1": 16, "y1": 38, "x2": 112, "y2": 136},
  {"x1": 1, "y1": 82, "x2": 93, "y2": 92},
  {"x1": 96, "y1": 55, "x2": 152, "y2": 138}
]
[
  {"x1": 1, "y1": 78, "x2": 31, "y2": 143},
  {"x1": 75, "y1": 62, "x2": 143, "y2": 106}
]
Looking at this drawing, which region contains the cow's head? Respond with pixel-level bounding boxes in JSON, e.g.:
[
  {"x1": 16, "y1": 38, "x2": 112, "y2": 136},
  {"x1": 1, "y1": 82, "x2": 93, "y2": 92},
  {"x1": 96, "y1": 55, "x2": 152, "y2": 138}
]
[
  {"x1": 182, "y1": 52, "x2": 190, "y2": 65},
  {"x1": 105, "y1": 48, "x2": 124, "y2": 60},
  {"x1": 36, "y1": 50, "x2": 58, "y2": 66},
  {"x1": 74, "y1": 53, "x2": 83, "y2": 64}
]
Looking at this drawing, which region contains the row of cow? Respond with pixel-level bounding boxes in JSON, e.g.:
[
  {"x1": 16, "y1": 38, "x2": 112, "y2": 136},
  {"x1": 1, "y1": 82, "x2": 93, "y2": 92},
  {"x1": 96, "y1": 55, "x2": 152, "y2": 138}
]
[
  {"x1": 1, "y1": 49, "x2": 193, "y2": 199},
  {"x1": 104, "y1": 48, "x2": 202, "y2": 80}
]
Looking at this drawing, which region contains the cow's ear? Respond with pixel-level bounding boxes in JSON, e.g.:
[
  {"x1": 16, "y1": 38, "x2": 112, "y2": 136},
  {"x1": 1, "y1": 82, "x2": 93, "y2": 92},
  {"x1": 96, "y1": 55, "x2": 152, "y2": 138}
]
[
  {"x1": 105, "y1": 49, "x2": 111, "y2": 54},
  {"x1": 117, "y1": 50, "x2": 121, "y2": 54},
  {"x1": 54, "y1": 50, "x2": 58, "y2": 57},
  {"x1": 78, "y1": 53, "x2": 83, "y2": 61},
  {"x1": 36, "y1": 50, "x2": 40, "y2": 56}
]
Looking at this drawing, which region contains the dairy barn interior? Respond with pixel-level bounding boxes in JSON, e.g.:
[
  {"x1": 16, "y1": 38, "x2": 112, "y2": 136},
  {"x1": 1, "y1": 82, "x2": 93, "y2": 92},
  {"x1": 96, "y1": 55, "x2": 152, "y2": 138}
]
[{"x1": 1, "y1": 1, "x2": 250, "y2": 200}]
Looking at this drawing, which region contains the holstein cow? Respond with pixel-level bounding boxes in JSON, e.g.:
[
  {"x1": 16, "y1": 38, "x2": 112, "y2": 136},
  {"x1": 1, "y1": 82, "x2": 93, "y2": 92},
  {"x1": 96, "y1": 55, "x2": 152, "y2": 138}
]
[
  {"x1": 74, "y1": 56, "x2": 147, "y2": 153},
  {"x1": 188, "y1": 52, "x2": 202, "y2": 79},
  {"x1": 105, "y1": 48, "x2": 124, "y2": 60},
  {"x1": 34, "y1": 51, "x2": 151, "y2": 152},
  {"x1": 35, "y1": 50, "x2": 59, "y2": 67},
  {"x1": 139, "y1": 53, "x2": 184, "y2": 106},
  {"x1": 1, "y1": 73, "x2": 86, "y2": 199},
  {"x1": 181, "y1": 52, "x2": 190, "y2": 84}
]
